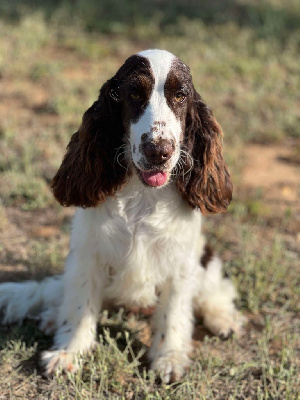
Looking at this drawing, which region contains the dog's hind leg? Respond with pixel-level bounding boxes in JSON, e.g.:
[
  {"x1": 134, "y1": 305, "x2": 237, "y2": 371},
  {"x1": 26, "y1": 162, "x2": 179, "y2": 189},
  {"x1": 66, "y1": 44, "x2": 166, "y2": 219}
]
[
  {"x1": 0, "y1": 275, "x2": 63, "y2": 334},
  {"x1": 193, "y1": 248, "x2": 245, "y2": 338}
]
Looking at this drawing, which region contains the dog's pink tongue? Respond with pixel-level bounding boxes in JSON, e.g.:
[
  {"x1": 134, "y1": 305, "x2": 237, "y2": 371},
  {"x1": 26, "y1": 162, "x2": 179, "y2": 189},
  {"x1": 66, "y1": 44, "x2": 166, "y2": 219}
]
[{"x1": 141, "y1": 171, "x2": 168, "y2": 187}]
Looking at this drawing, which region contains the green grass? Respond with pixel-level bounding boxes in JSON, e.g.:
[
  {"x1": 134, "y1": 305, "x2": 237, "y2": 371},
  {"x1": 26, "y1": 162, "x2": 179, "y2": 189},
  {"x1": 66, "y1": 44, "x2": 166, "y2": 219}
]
[
  {"x1": 1, "y1": 171, "x2": 53, "y2": 210},
  {"x1": 0, "y1": 0, "x2": 299, "y2": 398},
  {"x1": 1, "y1": 317, "x2": 298, "y2": 399}
]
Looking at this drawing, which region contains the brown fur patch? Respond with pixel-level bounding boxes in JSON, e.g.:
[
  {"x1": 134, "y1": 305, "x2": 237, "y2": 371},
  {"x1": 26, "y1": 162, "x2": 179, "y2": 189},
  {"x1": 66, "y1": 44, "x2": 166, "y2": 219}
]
[
  {"x1": 158, "y1": 333, "x2": 165, "y2": 349},
  {"x1": 200, "y1": 244, "x2": 213, "y2": 269},
  {"x1": 51, "y1": 54, "x2": 154, "y2": 207},
  {"x1": 176, "y1": 89, "x2": 233, "y2": 214},
  {"x1": 141, "y1": 132, "x2": 149, "y2": 142}
]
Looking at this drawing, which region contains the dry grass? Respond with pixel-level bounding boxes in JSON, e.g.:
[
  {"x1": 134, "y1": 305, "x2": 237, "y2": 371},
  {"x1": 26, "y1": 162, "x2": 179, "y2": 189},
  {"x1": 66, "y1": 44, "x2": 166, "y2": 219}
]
[{"x1": 0, "y1": 0, "x2": 299, "y2": 398}]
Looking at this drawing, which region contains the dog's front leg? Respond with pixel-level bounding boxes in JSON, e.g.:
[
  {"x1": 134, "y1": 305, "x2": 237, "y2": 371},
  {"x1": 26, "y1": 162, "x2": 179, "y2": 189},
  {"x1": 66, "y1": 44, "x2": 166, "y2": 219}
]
[
  {"x1": 150, "y1": 270, "x2": 195, "y2": 383},
  {"x1": 41, "y1": 247, "x2": 103, "y2": 376}
]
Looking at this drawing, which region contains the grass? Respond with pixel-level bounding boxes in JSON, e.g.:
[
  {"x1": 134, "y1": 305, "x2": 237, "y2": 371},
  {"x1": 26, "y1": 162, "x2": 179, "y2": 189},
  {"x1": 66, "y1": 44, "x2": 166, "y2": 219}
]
[
  {"x1": 0, "y1": 312, "x2": 298, "y2": 398},
  {"x1": 0, "y1": 0, "x2": 299, "y2": 398}
]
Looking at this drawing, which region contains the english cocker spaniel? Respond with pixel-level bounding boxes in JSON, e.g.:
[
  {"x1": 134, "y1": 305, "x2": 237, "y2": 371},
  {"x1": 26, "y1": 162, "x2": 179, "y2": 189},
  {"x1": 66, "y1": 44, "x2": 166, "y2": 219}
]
[{"x1": 0, "y1": 49, "x2": 243, "y2": 383}]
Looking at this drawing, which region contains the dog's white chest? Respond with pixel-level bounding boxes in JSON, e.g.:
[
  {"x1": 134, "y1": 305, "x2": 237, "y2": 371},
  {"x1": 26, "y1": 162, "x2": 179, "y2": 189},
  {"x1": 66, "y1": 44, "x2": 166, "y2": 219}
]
[
  {"x1": 101, "y1": 193, "x2": 170, "y2": 306},
  {"x1": 72, "y1": 179, "x2": 199, "y2": 307},
  {"x1": 95, "y1": 181, "x2": 184, "y2": 306}
]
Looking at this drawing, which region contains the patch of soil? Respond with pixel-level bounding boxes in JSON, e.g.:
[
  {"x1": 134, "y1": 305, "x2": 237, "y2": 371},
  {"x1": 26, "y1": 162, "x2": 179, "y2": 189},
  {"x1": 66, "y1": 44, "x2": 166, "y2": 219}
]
[
  {"x1": 240, "y1": 142, "x2": 300, "y2": 241},
  {"x1": 0, "y1": 207, "x2": 73, "y2": 281},
  {"x1": 243, "y1": 143, "x2": 299, "y2": 189}
]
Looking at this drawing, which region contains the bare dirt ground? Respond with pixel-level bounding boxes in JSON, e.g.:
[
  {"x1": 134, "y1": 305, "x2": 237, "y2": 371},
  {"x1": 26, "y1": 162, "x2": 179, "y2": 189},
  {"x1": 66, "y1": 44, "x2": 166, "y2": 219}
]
[{"x1": 242, "y1": 142, "x2": 300, "y2": 238}]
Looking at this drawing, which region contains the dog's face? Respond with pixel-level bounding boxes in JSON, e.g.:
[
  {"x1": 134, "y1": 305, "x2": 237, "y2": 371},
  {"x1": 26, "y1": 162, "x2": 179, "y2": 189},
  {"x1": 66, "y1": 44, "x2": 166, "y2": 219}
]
[
  {"x1": 51, "y1": 49, "x2": 233, "y2": 214},
  {"x1": 113, "y1": 50, "x2": 192, "y2": 187}
]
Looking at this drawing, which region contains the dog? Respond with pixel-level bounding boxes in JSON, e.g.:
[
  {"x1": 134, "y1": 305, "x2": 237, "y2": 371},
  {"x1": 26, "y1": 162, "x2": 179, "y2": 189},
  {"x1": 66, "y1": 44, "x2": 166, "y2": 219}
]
[{"x1": 0, "y1": 49, "x2": 242, "y2": 383}]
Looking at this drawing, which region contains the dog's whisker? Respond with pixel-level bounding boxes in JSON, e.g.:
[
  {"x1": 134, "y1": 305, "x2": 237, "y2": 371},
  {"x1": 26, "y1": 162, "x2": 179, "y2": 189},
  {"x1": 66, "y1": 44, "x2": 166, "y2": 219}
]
[
  {"x1": 178, "y1": 149, "x2": 194, "y2": 179},
  {"x1": 113, "y1": 146, "x2": 131, "y2": 173},
  {"x1": 116, "y1": 152, "x2": 129, "y2": 170},
  {"x1": 114, "y1": 143, "x2": 127, "y2": 151},
  {"x1": 113, "y1": 147, "x2": 125, "y2": 171},
  {"x1": 171, "y1": 163, "x2": 182, "y2": 180}
]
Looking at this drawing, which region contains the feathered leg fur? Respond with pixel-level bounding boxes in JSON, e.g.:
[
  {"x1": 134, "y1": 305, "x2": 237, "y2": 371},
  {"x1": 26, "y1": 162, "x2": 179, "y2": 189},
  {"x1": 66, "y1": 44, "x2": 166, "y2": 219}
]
[
  {"x1": 150, "y1": 269, "x2": 195, "y2": 383},
  {"x1": 0, "y1": 253, "x2": 243, "y2": 376},
  {"x1": 41, "y1": 247, "x2": 104, "y2": 375},
  {"x1": 0, "y1": 276, "x2": 63, "y2": 330},
  {"x1": 193, "y1": 256, "x2": 244, "y2": 338},
  {"x1": 0, "y1": 253, "x2": 242, "y2": 377}
]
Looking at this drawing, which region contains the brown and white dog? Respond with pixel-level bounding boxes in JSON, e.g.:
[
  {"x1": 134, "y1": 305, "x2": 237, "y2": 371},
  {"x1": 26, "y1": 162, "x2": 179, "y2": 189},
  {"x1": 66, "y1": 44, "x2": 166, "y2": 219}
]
[{"x1": 0, "y1": 49, "x2": 242, "y2": 383}]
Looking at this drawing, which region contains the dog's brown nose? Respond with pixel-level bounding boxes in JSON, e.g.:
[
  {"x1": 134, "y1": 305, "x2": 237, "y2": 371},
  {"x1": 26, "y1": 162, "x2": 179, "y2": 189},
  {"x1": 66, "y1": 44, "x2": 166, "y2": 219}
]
[{"x1": 143, "y1": 139, "x2": 174, "y2": 165}]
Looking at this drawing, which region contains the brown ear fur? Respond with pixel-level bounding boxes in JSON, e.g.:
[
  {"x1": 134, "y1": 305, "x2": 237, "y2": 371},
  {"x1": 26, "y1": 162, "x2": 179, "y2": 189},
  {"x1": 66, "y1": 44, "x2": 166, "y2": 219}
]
[
  {"x1": 51, "y1": 81, "x2": 130, "y2": 207},
  {"x1": 177, "y1": 89, "x2": 233, "y2": 214}
]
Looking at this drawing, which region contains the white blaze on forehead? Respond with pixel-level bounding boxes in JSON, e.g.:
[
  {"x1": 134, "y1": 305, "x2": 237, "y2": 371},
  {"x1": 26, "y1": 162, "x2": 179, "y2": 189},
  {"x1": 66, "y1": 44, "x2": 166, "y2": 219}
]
[
  {"x1": 138, "y1": 49, "x2": 175, "y2": 91},
  {"x1": 130, "y1": 49, "x2": 182, "y2": 171},
  {"x1": 135, "y1": 50, "x2": 177, "y2": 135}
]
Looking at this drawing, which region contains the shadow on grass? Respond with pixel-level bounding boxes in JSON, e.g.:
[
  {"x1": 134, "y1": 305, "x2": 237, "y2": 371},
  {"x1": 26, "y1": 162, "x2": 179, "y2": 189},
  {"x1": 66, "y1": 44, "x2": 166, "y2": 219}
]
[
  {"x1": 0, "y1": 268, "x2": 60, "y2": 284},
  {"x1": 0, "y1": 308, "x2": 219, "y2": 380},
  {"x1": 0, "y1": 320, "x2": 53, "y2": 376},
  {"x1": 97, "y1": 319, "x2": 150, "y2": 371},
  {"x1": 0, "y1": 315, "x2": 150, "y2": 378},
  {"x1": 0, "y1": 0, "x2": 299, "y2": 44}
]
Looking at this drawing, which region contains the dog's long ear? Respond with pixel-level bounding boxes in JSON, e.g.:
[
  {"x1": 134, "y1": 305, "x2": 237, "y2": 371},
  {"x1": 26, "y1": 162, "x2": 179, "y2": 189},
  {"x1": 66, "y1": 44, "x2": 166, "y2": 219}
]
[
  {"x1": 51, "y1": 79, "x2": 130, "y2": 207},
  {"x1": 177, "y1": 88, "x2": 233, "y2": 214}
]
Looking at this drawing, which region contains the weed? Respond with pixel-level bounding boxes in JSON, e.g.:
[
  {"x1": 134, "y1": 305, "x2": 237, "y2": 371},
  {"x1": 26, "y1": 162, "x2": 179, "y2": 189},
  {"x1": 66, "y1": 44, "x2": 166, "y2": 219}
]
[{"x1": 1, "y1": 172, "x2": 53, "y2": 210}]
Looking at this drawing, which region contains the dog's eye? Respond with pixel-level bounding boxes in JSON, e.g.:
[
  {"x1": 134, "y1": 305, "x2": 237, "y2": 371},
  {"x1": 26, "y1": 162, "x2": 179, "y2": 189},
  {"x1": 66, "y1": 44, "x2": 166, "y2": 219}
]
[
  {"x1": 174, "y1": 92, "x2": 186, "y2": 102},
  {"x1": 130, "y1": 93, "x2": 140, "y2": 100}
]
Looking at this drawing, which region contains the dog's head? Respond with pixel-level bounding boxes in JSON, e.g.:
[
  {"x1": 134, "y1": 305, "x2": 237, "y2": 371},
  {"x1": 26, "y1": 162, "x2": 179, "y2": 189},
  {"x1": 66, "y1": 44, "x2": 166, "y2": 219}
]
[{"x1": 51, "y1": 49, "x2": 232, "y2": 214}]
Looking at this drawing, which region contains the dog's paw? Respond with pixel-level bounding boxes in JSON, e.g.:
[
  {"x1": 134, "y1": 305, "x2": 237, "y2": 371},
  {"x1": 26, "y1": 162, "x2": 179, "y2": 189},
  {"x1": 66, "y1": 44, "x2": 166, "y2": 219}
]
[
  {"x1": 151, "y1": 351, "x2": 190, "y2": 383},
  {"x1": 41, "y1": 349, "x2": 78, "y2": 376},
  {"x1": 204, "y1": 310, "x2": 246, "y2": 339},
  {"x1": 38, "y1": 308, "x2": 59, "y2": 335}
]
